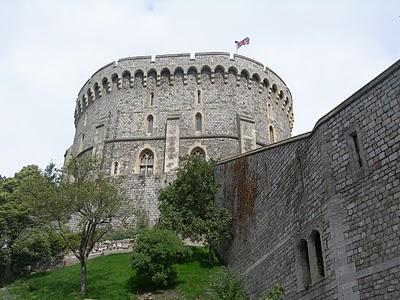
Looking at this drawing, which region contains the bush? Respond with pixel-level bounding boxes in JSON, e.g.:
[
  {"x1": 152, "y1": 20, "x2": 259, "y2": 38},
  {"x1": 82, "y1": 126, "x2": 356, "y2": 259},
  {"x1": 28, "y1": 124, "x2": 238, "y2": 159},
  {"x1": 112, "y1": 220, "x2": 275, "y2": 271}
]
[
  {"x1": 101, "y1": 228, "x2": 137, "y2": 241},
  {"x1": 263, "y1": 284, "x2": 284, "y2": 300},
  {"x1": 203, "y1": 266, "x2": 247, "y2": 300},
  {"x1": 11, "y1": 228, "x2": 52, "y2": 274},
  {"x1": 8, "y1": 227, "x2": 68, "y2": 276},
  {"x1": 131, "y1": 228, "x2": 188, "y2": 287}
]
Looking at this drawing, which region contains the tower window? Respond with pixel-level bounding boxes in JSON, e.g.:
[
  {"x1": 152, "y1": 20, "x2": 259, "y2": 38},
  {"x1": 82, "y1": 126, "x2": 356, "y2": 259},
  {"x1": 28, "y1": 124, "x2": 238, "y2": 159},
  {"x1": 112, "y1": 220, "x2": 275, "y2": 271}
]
[
  {"x1": 149, "y1": 92, "x2": 154, "y2": 106},
  {"x1": 197, "y1": 90, "x2": 201, "y2": 104},
  {"x1": 349, "y1": 132, "x2": 362, "y2": 167},
  {"x1": 269, "y1": 126, "x2": 275, "y2": 143},
  {"x1": 297, "y1": 239, "x2": 311, "y2": 291},
  {"x1": 140, "y1": 150, "x2": 154, "y2": 176},
  {"x1": 195, "y1": 113, "x2": 202, "y2": 132},
  {"x1": 310, "y1": 230, "x2": 325, "y2": 279},
  {"x1": 112, "y1": 161, "x2": 119, "y2": 175},
  {"x1": 147, "y1": 115, "x2": 154, "y2": 134},
  {"x1": 190, "y1": 147, "x2": 205, "y2": 158}
]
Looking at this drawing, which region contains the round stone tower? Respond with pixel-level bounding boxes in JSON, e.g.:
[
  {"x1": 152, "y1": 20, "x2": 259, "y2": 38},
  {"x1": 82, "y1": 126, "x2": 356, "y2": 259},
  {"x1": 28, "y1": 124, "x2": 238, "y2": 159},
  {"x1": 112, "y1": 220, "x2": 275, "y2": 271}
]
[{"x1": 65, "y1": 52, "x2": 294, "y2": 223}]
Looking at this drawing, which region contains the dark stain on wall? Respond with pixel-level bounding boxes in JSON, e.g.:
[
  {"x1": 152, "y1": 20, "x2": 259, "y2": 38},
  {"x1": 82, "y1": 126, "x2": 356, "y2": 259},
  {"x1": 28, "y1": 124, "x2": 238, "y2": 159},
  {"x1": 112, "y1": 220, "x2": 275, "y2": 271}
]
[{"x1": 233, "y1": 156, "x2": 257, "y2": 228}]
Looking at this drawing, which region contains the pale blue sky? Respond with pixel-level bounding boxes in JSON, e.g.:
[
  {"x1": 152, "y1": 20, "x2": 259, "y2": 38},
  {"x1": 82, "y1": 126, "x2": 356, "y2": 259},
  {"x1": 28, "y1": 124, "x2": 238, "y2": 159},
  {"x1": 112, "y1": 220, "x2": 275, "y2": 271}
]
[{"x1": 0, "y1": 0, "x2": 399, "y2": 176}]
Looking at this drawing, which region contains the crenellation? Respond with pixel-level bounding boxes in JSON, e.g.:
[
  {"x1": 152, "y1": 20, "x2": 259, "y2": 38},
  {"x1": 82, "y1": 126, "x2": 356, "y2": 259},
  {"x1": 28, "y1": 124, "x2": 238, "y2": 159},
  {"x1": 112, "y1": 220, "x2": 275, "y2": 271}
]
[{"x1": 73, "y1": 52, "x2": 295, "y2": 124}]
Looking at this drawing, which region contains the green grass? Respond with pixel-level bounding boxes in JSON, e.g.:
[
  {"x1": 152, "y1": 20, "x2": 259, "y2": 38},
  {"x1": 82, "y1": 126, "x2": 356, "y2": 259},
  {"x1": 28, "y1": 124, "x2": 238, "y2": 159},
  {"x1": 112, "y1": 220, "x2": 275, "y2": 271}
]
[{"x1": 6, "y1": 249, "x2": 221, "y2": 300}]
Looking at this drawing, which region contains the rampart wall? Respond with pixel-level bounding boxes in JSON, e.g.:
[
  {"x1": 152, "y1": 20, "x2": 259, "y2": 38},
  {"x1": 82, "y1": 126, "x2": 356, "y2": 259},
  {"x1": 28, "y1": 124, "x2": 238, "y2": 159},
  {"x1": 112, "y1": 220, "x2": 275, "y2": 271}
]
[{"x1": 215, "y1": 60, "x2": 400, "y2": 299}]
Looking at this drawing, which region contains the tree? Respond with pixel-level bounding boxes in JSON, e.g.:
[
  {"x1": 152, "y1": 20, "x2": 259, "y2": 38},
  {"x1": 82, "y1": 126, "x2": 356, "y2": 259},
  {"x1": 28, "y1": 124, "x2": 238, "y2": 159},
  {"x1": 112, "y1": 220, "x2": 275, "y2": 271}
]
[
  {"x1": 158, "y1": 155, "x2": 232, "y2": 262},
  {"x1": 37, "y1": 155, "x2": 127, "y2": 295},
  {"x1": 0, "y1": 165, "x2": 65, "y2": 285}
]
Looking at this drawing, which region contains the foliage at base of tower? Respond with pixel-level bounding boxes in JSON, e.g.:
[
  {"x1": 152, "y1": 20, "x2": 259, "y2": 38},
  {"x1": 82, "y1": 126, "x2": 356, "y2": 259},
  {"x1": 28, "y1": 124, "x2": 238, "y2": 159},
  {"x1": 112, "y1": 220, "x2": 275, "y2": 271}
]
[
  {"x1": 262, "y1": 284, "x2": 285, "y2": 300},
  {"x1": 34, "y1": 156, "x2": 127, "y2": 295},
  {"x1": 0, "y1": 164, "x2": 67, "y2": 286},
  {"x1": 203, "y1": 266, "x2": 247, "y2": 300},
  {"x1": 158, "y1": 156, "x2": 232, "y2": 262},
  {"x1": 131, "y1": 228, "x2": 189, "y2": 287}
]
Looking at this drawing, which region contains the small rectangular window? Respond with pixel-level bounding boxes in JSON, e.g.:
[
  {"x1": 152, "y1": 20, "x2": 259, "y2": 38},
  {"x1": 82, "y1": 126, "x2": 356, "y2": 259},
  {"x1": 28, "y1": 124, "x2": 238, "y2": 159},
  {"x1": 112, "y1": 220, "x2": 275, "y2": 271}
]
[
  {"x1": 150, "y1": 92, "x2": 154, "y2": 106},
  {"x1": 197, "y1": 90, "x2": 201, "y2": 104},
  {"x1": 350, "y1": 132, "x2": 362, "y2": 168}
]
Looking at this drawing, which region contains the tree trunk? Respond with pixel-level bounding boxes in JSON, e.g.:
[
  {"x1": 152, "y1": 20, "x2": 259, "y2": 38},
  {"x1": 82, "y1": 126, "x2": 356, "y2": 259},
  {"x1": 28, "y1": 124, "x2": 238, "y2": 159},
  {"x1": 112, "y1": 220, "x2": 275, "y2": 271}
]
[
  {"x1": 208, "y1": 245, "x2": 212, "y2": 265},
  {"x1": 79, "y1": 256, "x2": 88, "y2": 295},
  {"x1": 0, "y1": 258, "x2": 12, "y2": 286}
]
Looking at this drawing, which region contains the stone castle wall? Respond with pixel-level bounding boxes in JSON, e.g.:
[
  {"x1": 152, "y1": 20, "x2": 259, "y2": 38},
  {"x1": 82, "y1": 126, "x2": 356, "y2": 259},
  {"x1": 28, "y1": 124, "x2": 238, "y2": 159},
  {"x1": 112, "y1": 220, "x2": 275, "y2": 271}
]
[
  {"x1": 66, "y1": 52, "x2": 293, "y2": 223},
  {"x1": 214, "y1": 60, "x2": 400, "y2": 299}
]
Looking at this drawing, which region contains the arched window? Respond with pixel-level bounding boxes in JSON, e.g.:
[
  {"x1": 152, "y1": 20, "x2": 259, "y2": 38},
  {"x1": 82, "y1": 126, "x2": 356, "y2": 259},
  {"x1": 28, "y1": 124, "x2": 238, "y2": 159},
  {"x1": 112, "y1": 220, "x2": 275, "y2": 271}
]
[
  {"x1": 197, "y1": 90, "x2": 201, "y2": 104},
  {"x1": 190, "y1": 147, "x2": 205, "y2": 158},
  {"x1": 297, "y1": 239, "x2": 311, "y2": 291},
  {"x1": 112, "y1": 161, "x2": 119, "y2": 175},
  {"x1": 263, "y1": 78, "x2": 270, "y2": 89},
  {"x1": 310, "y1": 230, "x2": 325, "y2": 279},
  {"x1": 272, "y1": 84, "x2": 278, "y2": 94},
  {"x1": 284, "y1": 97, "x2": 289, "y2": 107},
  {"x1": 87, "y1": 89, "x2": 94, "y2": 105},
  {"x1": 94, "y1": 83, "x2": 101, "y2": 99},
  {"x1": 122, "y1": 71, "x2": 131, "y2": 89},
  {"x1": 140, "y1": 150, "x2": 154, "y2": 176},
  {"x1": 195, "y1": 113, "x2": 202, "y2": 132},
  {"x1": 111, "y1": 74, "x2": 119, "y2": 91},
  {"x1": 147, "y1": 115, "x2": 153, "y2": 134},
  {"x1": 149, "y1": 92, "x2": 154, "y2": 106},
  {"x1": 102, "y1": 78, "x2": 110, "y2": 94},
  {"x1": 279, "y1": 90, "x2": 284, "y2": 100},
  {"x1": 269, "y1": 126, "x2": 275, "y2": 143}
]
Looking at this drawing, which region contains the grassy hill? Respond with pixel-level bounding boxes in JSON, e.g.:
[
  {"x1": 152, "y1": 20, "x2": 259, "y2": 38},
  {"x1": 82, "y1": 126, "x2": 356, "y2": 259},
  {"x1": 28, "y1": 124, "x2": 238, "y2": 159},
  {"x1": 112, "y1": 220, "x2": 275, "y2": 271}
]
[{"x1": 3, "y1": 251, "x2": 222, "y2": 300}]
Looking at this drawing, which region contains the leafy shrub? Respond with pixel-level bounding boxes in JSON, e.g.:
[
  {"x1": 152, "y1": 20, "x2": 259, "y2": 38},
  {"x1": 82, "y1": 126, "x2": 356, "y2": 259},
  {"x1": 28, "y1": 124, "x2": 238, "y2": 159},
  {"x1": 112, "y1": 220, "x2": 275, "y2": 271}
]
[
  {"x1": 47, "y1": 229, "x2": 68, "y2": 256},
  {"x1": 203, "y1": 266, "x2": 247, "y2": 300},
  {"x1": 263, "y1": 284, "x2": 284, "y2": 300},
  {"x1": 11, "y1": 228, "x2": 52, "y2": 274},
  {"x1": 131, "y1": 228, "x2": 188, "y2": 287},
  {"x1": 158, "y1": 155, "x2": 232, "y2": 264},
  {"x1": 101, "y1": 228, "x2": 137, "y2": 241}
]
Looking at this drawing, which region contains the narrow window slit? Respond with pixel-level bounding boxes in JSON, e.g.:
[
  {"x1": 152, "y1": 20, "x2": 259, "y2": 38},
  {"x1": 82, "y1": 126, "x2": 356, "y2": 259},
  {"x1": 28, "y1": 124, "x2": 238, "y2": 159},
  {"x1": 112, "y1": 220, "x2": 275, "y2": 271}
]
[
  {"x1": 150, "y1": 92, "x2": 154, "y2": 106},
  {"x1": 350, "y1": 132, "x2": 362, "y2": 167},
  {"x1": 197, "y1": 90, "x2": 201, "y2": 104}
]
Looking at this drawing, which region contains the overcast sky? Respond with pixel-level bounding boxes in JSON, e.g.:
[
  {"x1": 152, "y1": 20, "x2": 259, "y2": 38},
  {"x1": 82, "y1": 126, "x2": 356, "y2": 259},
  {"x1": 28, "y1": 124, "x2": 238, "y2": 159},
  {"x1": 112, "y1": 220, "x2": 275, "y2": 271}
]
[{"x1": 0, "y1": 0, "x2": 398, "y2": 177}]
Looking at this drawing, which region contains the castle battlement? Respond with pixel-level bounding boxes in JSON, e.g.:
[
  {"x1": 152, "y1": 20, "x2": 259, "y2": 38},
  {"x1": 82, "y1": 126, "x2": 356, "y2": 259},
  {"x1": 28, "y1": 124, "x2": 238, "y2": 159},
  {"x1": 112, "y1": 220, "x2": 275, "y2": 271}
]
[{"x1": 75, "y1": 52, "x2": 293, "y2": 128}]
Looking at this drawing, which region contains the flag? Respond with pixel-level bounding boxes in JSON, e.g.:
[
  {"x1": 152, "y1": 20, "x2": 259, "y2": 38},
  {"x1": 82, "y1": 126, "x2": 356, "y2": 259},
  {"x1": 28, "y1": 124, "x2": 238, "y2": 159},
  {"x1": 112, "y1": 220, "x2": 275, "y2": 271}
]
[{"x1": 235, "y1": 37, "x2": 250, "y2": 49}]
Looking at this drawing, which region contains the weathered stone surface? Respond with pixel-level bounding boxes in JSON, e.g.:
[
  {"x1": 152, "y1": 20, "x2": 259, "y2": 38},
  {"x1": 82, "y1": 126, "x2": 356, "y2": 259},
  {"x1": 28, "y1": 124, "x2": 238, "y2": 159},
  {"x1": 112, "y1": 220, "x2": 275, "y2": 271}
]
[
  {"x1": 214, "y1": 60, "x2": 400, "y2": 299},
  {"x1": 65, "y1": 52, "x2": 292, "y2": 224}
]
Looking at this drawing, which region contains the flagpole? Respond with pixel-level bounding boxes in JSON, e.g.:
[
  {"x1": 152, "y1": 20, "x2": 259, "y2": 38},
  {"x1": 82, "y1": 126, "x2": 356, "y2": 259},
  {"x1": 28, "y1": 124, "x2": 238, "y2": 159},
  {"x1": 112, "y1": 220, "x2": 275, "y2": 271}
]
[{"x1": 234, "y1": 37, "x2": 249, "y2": 55}]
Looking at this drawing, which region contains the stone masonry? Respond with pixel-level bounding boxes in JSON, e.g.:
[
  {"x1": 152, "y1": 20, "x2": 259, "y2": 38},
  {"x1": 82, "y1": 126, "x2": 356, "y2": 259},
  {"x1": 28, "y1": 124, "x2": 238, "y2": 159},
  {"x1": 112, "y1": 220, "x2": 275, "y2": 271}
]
[
  {"x1": 214, "y1": 60, "x2": 400, "y2": 299},
  {"x1": 65, "y1": 52, "x2": 293, "y2": 223}
]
